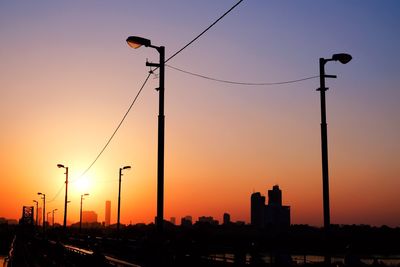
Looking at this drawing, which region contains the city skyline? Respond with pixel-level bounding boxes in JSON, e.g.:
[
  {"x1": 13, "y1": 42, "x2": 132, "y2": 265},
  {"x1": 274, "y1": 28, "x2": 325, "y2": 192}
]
[{"x1": 1, "y1": 1, "x2": 400, "y2": 227}]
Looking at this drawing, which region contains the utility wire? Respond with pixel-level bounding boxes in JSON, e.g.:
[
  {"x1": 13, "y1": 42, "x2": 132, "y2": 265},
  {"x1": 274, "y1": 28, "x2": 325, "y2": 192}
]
[
  {"x1": 66, "y1": 0, "x2": 244, "y2": 185},
  {"x1": 45, "y1": 1, "x2": 244, "y2": 201},
  {"x1": 71, "y1": 72, "x2": 152, "y2": 182},
  {"x1": 167, "y1": 64, "x2": 319, "y2": 85},
  {"x1": 47, "y1": 183, "x2": 64, "y2": 203},
  {"x1": 165, "y1": 0, "x2": 243, "y2": 63}
]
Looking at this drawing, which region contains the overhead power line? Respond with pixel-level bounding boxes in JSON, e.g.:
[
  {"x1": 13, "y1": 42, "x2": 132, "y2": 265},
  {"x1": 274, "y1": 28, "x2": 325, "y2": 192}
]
[
  {"x1": 72, "y1": 72, "x2": 152, "y2": 182},
  {"x1": 165, "y1": 0, "x2": 244, "y2": 63},
  {"x1": 47, "y1": 183, "x2": 64, "y2": 203},
  {"x1": 73, "y1": 0, "x2": 245, "y2": 181},
  {"x1": 167, "y1": 64, "x2": 319, "y2": 86},
  {"x1": 47, "y1": 0, "x2": 245, "y2": 202}
]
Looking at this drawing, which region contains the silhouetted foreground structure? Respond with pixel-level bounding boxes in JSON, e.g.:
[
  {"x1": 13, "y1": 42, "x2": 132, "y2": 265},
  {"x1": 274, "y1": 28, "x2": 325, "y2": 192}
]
[
  {"x1": 251, "y1": 185, "x2": 290, "y2": 229},
  {"x1": 3, "y1": 218, "x2": 400, "y2": 267}
]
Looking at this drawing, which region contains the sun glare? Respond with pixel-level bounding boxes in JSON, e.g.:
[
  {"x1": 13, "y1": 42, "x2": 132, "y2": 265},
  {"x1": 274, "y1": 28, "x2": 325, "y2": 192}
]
[{"x1": 75, "y1": 177, "x2": 90, "y2": 193}]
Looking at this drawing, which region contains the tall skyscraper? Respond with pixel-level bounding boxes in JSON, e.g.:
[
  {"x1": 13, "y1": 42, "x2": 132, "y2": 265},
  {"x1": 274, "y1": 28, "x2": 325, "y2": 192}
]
[
  {"x1": 251, "y1": 185, "x2": 290, "y2": 228},
  {"x1": 251, "y1": 192, "x2": 265, "y2": 228},
  {"x1": 105, "y1": 200, "x2": 111, "y2": 226},
  {"x1": 268, "y1": 185, "x2": 282, "y2": 206}
]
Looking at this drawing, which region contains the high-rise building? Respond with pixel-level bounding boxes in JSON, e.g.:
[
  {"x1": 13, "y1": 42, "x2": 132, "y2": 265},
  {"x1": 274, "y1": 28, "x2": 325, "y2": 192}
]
[
  {"x1": 38, "y1": 207, "x2": 42, "y2": 225},
  {"x1": 105, "y1": 200, "x2": 111, "y2": 226},
  {"x1": 82, "y1": 211, "x2": 98, "y2": 223},
  {"x1": 251, "y1": 192, "x2": 265, "y2": 228},
  {"x1": 251, "y1": 185, "x2": 290, "y2": 228},
  {"x1": 268, "y1": 185, "x2": 282, "y2": 206}
]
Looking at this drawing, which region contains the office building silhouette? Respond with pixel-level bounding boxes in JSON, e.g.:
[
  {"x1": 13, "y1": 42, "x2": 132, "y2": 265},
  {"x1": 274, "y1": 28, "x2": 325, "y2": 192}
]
[
  {"x1": 105, "y1": 200, "x2": 111, "y2": 226},
  {"x1": 251, "y1": 185, "x2": 290, "y2": 228},
  {"x1": 82, "y1": 211, "x2": 98, "y2": 223}
]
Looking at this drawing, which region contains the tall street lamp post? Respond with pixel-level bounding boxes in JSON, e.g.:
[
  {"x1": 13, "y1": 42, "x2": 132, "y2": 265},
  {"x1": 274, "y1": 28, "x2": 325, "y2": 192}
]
[
  {"x1": 57, "y1": 164, "x2": 69, "y2": 230},
  {"x1": 33, "y1": 200, "x2": 39, "y2": 226},
  {"x1": 117, "y1": 166, "x2": 131, "y2": 234},
  {"x1": 52, "y1": 209, "x2": 58, "y2": 227},
  {"x1": 126, "y1": 36, "x2": 165, "y2": 233},
  {"x1": 37, "y1": 192, "x2": 46, "y2": 236},
  {"x1": 318, "y1": 53, "x2": 352, "y2": 265},
  {"x1": 80, "y1": 193, "x2": 89, "y2": 233}
]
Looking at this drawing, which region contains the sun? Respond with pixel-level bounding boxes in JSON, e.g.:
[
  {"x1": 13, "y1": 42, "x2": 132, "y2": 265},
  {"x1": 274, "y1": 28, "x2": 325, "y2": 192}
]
[{"x1": 74, "y1": 176, "x2": 91, "y2": 194}]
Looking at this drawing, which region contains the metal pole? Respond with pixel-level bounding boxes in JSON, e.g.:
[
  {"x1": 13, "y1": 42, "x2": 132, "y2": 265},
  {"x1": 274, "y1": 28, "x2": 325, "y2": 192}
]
[
  {"x1": 63, "y1": 167, "x2": 69, "y2": 229},
  {"x1": 35, "y1": 201, "x2": 38, "y2": 226},
  {"x1": 43, "y1": 195, "x2": 46, "y2": 236},
  {"x1": 319, "y1": 57, "x2": 331, "y2": 265},
  {"x1": 117, "y1": 168, "x2": 122, "y2": 233},
  {"x1": 156, "y1": 46, "x2": 165, "y2": 233},
  {"x1": 52, "y1": 210, "x2": 55, "y2": 227},
  {"x1": 80, "y1": 195, "x2": 83, "y2": 233}
]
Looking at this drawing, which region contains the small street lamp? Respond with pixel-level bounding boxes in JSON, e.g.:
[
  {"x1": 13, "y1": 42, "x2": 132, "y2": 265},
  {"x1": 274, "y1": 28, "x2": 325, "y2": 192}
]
[
  {"x1": 47, "y1": 212, "x2": 51, "y2": 227},
  {"x1": 57, "y1": 164, "x2": 69, "y2": 229},
  {"x1": 80, "y1": 193, "x2": 89, "y2": 233},
  {"x1": 37, "y1": 192, "x2": 46, "y2": 236},
  {"x1": 117, "y1": 165, "x2": 131, "y2": 233},
  {"x1": 126, "y1": 36, "x2": 165, "y2": 233},
  {"x1": 52, "y1": 209, "x2": 58, "y2": 227}
]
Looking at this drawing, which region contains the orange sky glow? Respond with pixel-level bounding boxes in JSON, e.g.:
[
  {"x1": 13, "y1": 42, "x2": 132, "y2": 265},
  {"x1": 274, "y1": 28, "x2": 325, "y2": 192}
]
[{"x1": 1, "y1": 1, "x2": 399, "y2": 227}]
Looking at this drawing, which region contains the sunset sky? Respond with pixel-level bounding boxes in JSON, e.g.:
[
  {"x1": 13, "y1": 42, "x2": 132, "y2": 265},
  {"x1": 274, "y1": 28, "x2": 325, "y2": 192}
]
[{"x1": 1, "y1": 1, "x2": 399, "y2": 227}]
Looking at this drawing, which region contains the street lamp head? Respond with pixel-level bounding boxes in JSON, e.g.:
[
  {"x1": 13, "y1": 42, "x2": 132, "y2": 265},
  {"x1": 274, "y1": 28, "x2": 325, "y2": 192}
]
[
  {"x1": 38, "y1": 192, "x2": 43, "y2": 196},
  {"x1": 54, "y1": 209, "x2": 58, "y2": 211},
  {"x1": 57, "y1": 164, "x2": 65, "y2": 168},
  {"x1": 122, "y1": 165, "x2": 131, "y2": 170},
  {"x1": 126, "y1": 36, "x2": 151, "y2": 49},
  {"x1": 84, "y1": 193, "x2": 89, "y2": 196},
  {"x1": 33, "y1": 200, "x2": 38, "y2": 203},
  {"x1": 332, "y1": 53, "x2": 352, "y2": 64}
]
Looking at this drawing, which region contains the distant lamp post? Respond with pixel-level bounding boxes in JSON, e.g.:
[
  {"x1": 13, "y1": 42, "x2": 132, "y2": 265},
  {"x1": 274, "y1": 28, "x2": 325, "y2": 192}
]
[
  {"x1": 38, "y1": 192, "x2": 46, "y2": 236},
  {"x1": 47, "y1": 212, "x2": 51, "y2": 227},
  {"x1": 318, "y1": 53, "x2": 352, "y2": 265},
  {"x1": 33, "y1": 200, "x2": 39, "y2": 226},
  {"x1": 52, "y1": 209, "x2": 58, "y2": 227},
  {"x1": 57, "y1": 164, "x2": 69, "y2": 230},
  {"x1": 126, "y1": 36, "x2": 165, "y2": 233},
  {"x1": 80, "y1": 193, "x2": 89, "y2": 233},
  {"x1": 117, "y1": 165, "x2": 131, "y2": 233}
]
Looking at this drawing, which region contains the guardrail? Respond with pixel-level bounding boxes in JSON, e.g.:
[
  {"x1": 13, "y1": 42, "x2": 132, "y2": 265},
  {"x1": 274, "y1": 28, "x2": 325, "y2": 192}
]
[
  {"x1": 3, "y1": 235, "x2": 16, "y2": 267},
  {"x1": 63, "y1": 243, "x2": 141, "y2": 267}
]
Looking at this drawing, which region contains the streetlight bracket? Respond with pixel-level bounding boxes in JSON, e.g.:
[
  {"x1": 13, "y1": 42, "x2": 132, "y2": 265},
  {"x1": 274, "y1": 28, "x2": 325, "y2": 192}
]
[
  {"x1": 325, "y1": 74, "x2": 337, "y2": 79},
  {"x1": 146, "y1": 61, "x2": 160, "y2": 68}
]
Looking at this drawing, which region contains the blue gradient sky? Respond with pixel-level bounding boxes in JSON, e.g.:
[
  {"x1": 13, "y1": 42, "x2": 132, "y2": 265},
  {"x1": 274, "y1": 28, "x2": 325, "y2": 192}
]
[{"x1": 1, "y1": 1, "x2": 399, "y2": 226}]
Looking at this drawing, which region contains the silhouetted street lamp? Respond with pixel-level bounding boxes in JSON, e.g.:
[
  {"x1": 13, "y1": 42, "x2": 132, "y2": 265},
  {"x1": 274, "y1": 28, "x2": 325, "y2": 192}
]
[
  {"x1": 57, "y1": 164, "x2": 69, "y2": 229},
  {"x1": 38, "y1": 192, "x2": 46, "y2": 235},
  {"x1": 80, "y1": 193, "x2": 89, "y2": 233},
  {"x1": 52, "y1": 209, "x2": 58, "y2": 227},
  {"x1": 47, "y1": 212, "x2": 51, "y2": 227},
  {"x1": 117, "y1": 165, "x2": 131, "y2": 233},
  {"x1": 33, "y1": 200, "x2": 39, "y2": 226},
  {"x1": 126, "y1": 36, "x2": 165, "y2": 233},
  {"x1": 318, "y1": 53, "x2": 352, "y2": 264}
]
